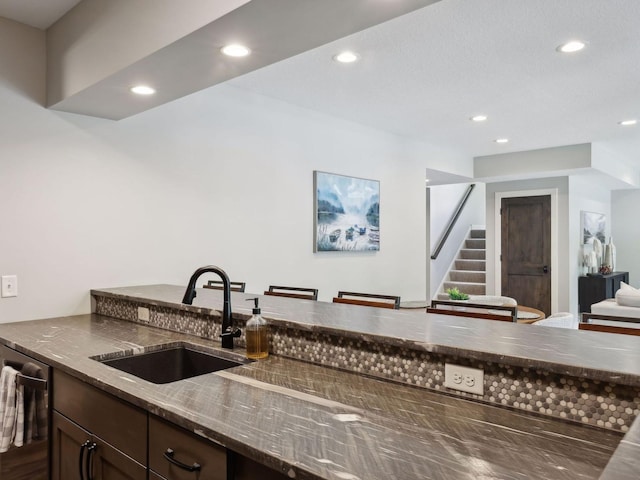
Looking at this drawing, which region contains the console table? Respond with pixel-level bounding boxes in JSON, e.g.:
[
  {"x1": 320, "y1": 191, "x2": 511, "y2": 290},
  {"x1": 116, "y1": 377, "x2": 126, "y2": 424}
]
[{"x1": 578, "y1": 271, "x2": 629, "y2": 313}]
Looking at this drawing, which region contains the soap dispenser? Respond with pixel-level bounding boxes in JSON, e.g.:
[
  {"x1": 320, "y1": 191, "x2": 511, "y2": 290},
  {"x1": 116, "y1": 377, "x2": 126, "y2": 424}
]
[{"x1": 245, "y1": 298, "x2": 268, "y2": 359}]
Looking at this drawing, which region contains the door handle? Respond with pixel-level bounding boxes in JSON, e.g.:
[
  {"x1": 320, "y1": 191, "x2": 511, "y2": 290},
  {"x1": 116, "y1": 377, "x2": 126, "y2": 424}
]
[
  {"x1": 86, "y1": 443, "x2": 97, "y2": 480},
  {"x1": 164, "y1": 448, "x2": 202, "y2": 472},
  {"x1": 79, "y1": 440, "x2": 91, "y2": 480},
  {"x1": 543, "y1": 265, "x2": 549, "y2": 274}
]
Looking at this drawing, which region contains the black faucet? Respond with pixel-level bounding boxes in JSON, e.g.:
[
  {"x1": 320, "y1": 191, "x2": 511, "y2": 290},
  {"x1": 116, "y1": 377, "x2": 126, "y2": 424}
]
[{"x1": 182, "y1": 265, "x2": 241, "y2": 349}]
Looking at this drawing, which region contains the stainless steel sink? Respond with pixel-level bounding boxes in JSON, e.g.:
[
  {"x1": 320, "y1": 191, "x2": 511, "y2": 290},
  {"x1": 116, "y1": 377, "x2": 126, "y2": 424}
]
[{"x1": 95, "y1": 345, "x2": 246, "y2": 384}]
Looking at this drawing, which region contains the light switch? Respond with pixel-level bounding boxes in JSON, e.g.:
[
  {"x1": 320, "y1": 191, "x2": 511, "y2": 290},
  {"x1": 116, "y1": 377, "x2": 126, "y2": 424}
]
[{"x1": 1, "y1": 275, "x2": 18, "y2": 298}]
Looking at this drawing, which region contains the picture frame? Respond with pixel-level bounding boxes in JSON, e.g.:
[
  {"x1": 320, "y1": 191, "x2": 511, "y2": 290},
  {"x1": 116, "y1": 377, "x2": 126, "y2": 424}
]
[
  {"x1": 581, "y1": 211, "x2": 606, "y2": 245},
  {"x1": 313, "y1": 171, "x2": 380, "y2": 252}
]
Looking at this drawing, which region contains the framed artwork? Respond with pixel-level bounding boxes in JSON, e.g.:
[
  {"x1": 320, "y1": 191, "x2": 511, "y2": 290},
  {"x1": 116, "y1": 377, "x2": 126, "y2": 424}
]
[
  {"x1": 581, "y1": 211, "x2": 606, "y2": 245},
  {"x1": 313, "y1": 171, "x2": 380, "y2": 252}
]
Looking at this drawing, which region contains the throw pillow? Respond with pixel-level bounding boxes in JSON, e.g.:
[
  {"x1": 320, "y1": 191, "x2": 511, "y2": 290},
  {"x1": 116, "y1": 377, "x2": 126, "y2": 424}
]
[{"x1": 616, "y1": 282, "x2": 640, "y2": 307}]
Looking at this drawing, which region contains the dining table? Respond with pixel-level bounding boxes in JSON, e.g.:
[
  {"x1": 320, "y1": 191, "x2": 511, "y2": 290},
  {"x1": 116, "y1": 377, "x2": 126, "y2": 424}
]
[{"x1": 515, "y1": 305, "x2": 546, "y2": 323}]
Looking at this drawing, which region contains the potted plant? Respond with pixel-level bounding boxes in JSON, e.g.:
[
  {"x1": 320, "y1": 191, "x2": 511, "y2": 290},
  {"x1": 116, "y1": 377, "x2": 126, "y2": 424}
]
[{"x1": 446, "y1": 287, "x2": 469, "y2": 301}]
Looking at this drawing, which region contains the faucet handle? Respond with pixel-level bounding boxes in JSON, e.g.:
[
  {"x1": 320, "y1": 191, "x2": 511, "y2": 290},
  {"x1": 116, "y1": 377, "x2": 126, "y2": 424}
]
[{"x1": 220, "y1": 327, "x2": 241, "y2": 338}]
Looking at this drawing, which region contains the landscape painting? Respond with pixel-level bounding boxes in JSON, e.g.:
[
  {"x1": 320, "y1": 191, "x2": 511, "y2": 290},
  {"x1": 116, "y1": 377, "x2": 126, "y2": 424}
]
[
  {"x1": 581, "y1": 210, "x2": 606, "y2": 244},
  {"x1": 314, "y1": 171, "x2": 380, "y2": 252}
]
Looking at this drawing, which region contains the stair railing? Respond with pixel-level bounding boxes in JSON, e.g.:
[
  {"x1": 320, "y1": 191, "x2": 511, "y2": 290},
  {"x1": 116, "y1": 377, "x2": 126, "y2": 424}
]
[{"x1": 430, "y1": 184, "x2": 476, "y2": 260}]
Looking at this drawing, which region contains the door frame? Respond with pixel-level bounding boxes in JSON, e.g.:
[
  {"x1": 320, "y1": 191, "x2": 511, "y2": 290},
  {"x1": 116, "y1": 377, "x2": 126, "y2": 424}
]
[{"x1": 494, "y1": 189, "x2": 558, "y2": 313}]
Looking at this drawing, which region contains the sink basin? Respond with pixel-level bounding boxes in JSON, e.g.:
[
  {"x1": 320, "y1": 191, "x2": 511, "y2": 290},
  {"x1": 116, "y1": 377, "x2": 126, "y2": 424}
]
[{"x1": 98, "y1": 346, "x2": 245, "y2": 384}]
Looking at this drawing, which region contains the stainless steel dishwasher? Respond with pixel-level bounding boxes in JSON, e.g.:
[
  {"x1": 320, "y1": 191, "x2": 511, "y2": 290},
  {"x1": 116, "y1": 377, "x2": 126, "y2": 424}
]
[{"x1": 0, "y1": 343, "x2": 50, "y2": 480}]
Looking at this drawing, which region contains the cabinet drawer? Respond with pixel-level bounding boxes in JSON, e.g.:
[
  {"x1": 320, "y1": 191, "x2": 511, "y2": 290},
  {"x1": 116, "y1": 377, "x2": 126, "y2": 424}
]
[
  {"x1": 52, "y1": 370, "x2": 147, "y2": 465},
  {"x1": 149, "y1": 415, "x2": 226, "y2": 480}
]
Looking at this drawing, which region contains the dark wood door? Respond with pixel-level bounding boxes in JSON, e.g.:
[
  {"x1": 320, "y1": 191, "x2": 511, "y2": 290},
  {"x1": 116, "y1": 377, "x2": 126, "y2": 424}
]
[
  {"x1": 51, "y1": 411, "x2": 91, "y2": 480},
  {"x1": 501, "y1": 195, "x2": 551, "y2": 315}
]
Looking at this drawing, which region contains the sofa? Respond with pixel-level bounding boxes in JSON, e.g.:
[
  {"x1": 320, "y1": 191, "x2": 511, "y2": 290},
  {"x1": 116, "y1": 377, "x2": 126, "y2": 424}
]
[{"x1": 590, "y1": 281, "x2": 640, "y2": 319}]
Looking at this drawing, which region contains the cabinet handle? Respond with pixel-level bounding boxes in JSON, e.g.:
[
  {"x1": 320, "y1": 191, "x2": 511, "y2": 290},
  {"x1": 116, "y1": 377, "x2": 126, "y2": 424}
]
[
  {"x1": 86, "y1": 443, "x2": 97, "y2": 480},
  {"x1": 164, "y1": 448, "x2": 202, "y2": 472},
  {"x1": 79, "y1": 440, "x2": 91, "y2": 480}
]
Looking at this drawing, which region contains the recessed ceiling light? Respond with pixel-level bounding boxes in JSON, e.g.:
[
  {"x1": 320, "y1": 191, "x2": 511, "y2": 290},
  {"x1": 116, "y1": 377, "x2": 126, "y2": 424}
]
[
  {"x1": 470, "y1": 115, "x2": 488, "y2": 122},
  {"x1": 619, "y1": 119, "x2": 637, "y2": 126},
  {"x1": 425, "y1": 179, "x2": 430, "y2": 183},
  {"x1": 556, "y1": 41, "x2": 585, "y2": 53},
  {"x1": 130, "y1": 85, "x2": 156, "y2": 95},
  {"x1": 221, "y1": 44, "x2": 251, "y2": 57},
  {"x1": 495, "y1": 138, "x2": 509, "y2": 144},
  {"x1": 333, "y1": 51, "x2": 359, "y2": 63}
]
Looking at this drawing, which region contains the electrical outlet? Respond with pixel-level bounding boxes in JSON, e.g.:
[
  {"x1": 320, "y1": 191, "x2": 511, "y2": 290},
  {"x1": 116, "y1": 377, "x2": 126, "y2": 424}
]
[
  {"x1": 1, "y1": 275, "x2": 18, "y2": 298},
  {"x1": 137, "y1": 306, "x2": 150, "y2": 322},
  {"x1": 444, "y1": 363, "x2": 484, "y2": 395}
]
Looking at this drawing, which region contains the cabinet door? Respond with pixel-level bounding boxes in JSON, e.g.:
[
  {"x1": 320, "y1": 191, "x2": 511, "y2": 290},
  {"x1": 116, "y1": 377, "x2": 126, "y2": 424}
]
[
  {"x1": 90, "y1": 436, "x2": 146, "y2": 480},
  {"x1": 51, "y1": 411, "x2": 92, "y2": 480}
]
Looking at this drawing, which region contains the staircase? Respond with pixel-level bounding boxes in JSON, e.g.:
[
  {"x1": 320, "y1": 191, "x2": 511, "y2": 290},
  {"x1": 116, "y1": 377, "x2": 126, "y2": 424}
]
[{"x1": 440, "y1": 229, "x2": 486, "y2": 298}]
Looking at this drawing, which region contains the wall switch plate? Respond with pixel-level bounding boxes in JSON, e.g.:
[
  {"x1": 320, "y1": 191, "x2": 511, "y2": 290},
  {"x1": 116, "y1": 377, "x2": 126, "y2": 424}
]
[
  {"x1": 444, "y1": 363, "x2": 484, "y2": 395},
  {"x1": 1, "y1": 275, "x2": 18, "y2": 298},
  {"x1": 137, "y1": 306, "x2": 150, "y2": 322}
]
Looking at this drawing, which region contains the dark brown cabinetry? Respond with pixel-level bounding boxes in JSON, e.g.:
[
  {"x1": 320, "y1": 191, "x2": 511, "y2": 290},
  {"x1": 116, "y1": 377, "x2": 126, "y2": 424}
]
[
  {"x1": 51, "y1": 371, "x2": 146, "y2": 480},
  {"x1": 578, "y1": 272, "x2": 629, "y2": 313},
  {"x1": 52, "y1": 411, "x2": 145, "y2": 480},
  {"x1": 149, "y1": 415, "x2": 227, "y2": 480},
  {"x1": 52, "y1": 370, "x2": 290, "y2": 480},
  {"x1": 233, "y1": 454, "x2": 290, "y2": 480}
]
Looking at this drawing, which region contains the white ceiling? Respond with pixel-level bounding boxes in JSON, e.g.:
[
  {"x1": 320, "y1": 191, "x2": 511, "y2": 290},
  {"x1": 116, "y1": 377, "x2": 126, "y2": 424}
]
[
  {"x1": 0, "y1": 0, "x2": 80, "y2": 29},
  {"x1": 228, "y1": 0, "x2": 640, "y2": 162},
  {"x1": 2, "y1": 0, "x2": 640, "y2": 165}
]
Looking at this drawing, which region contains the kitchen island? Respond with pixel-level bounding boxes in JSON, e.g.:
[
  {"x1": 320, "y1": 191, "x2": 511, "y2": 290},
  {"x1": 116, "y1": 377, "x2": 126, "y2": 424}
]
[{"x1": 0, "y1": 284, "x2": 638, "y2": 479}]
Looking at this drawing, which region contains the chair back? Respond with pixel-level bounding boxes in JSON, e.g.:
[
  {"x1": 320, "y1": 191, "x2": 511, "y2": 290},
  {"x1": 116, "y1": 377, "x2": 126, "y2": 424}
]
[
  {"x1": 332, "y1": 291, "x2": 401, "y2": 309},
  {"x1": 579, "y1": 313, "x2": 640, "y2": 336},
  {"x1": 533, "y1": 312, "x2": 577, "y2": 329},
  {"x1": 333, "y1": 291, "x2": 400, "y2": 310},
  {"x1": 428, "y1": 300, "x2": 517, "y2": 322},
  {"x1": 264, "y1": 285, "x2": 318, "y2": 301},
  {"x1": 203, "y1": 280, "x2": 246, "y2": 292}
]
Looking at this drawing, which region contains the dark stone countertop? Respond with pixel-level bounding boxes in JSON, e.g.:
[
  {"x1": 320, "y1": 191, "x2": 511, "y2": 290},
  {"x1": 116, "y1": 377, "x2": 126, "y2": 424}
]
[
  {"x1": 0, "y1": 314, "x2": 632, "y2": 480},
  {"x1": 92, "y1": 285, "x2": 640, "y2": 387}
]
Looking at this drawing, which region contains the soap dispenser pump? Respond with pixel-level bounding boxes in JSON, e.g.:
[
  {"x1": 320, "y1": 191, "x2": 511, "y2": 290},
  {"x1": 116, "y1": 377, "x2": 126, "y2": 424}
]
[{"x1": 245, "y1": 298, "x2": 268, "y2": 359}]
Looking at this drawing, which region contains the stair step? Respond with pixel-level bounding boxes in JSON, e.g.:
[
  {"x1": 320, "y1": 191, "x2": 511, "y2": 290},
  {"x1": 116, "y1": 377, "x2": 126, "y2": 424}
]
[
  {"x1": 455, "y1": 259, "x2": 486, "y2": 271},
  {"x1": 465, "y1": 238, "x2": 486, "y2": 249},
  {"x1": 459, "y1": 249, "x2": 486, "y2": 260},
  {"x1": 450, "y1": 270, "x2": 486, "y2": 283},
  {"x1": 470, "y1": 229, "x2": 486, "y2": 239},
  {"x1": 443, "y1": 281, "x2": 486, "y2": 296}
]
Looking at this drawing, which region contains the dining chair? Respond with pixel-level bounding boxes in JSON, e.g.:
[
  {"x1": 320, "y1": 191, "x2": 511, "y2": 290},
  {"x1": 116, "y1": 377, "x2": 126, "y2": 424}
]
[
  {"x1": 427, "y1": 300, "x2": 517, "y2": 322},
  {"x1": 332, "y1": 291, "x2": 401, "y2": 309},
  {"x1": 532, "y1": 312, "x2": 577, "y2": 329},
  {"x1": 203, "y1": 280, "x2": 246, "y2": 292},
  {"x1": 264, "y1": 285, "x2": 318, "y2": 301},
  {"x1": 579, "y1": 313, "x2": 640, "y2": 336}
]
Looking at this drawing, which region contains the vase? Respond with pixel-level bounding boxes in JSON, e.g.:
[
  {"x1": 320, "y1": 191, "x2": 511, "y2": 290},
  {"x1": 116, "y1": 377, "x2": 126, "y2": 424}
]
[
  {"x1": 604, "y1": 244, "x2": 613, "y2": 269},
  {"x1": 608, "y1": 236, "x2": 616, "y2": 271}
]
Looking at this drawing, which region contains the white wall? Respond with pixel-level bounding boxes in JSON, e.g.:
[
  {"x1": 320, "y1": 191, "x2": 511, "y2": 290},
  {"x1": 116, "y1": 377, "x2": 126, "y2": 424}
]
[
  {"x1": 612, "y1": 189, "x2": 640, "y2": 287},
  {"x1": 0, "y1": 20, "x2": 472, "y2": 322},
  {"x1": 568, "y1": 174, "x2": 612, "y2": 311},
  {"x1": 428, "y1": 183, "x2": 485, "y2": 299}
]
